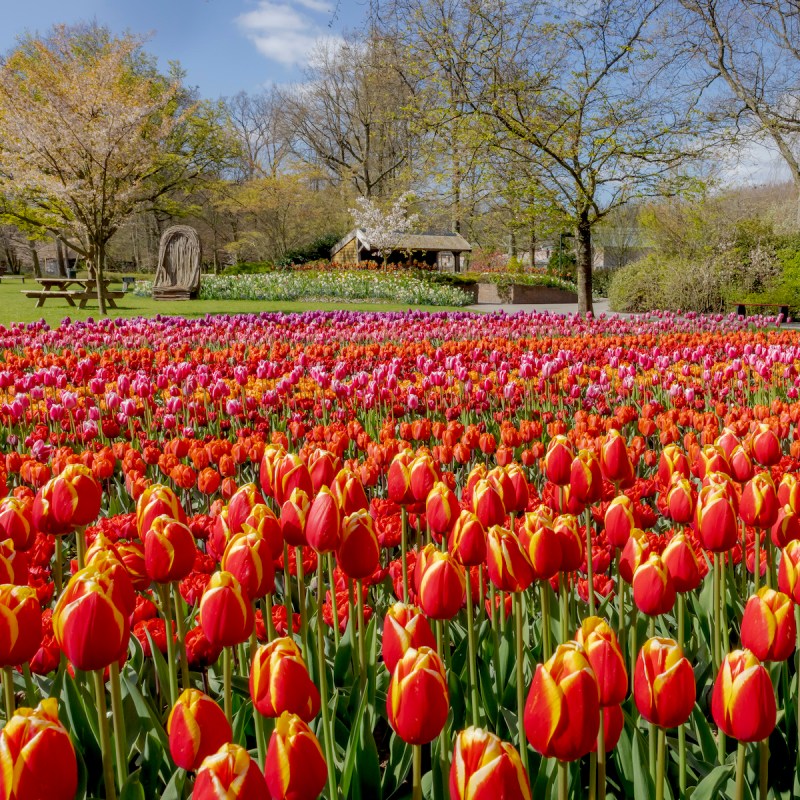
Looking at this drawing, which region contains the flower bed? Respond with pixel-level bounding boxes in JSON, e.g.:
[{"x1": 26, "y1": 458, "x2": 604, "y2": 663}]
[{"x1": 0, "y1": 308, "x2": 795, "y2": 800}]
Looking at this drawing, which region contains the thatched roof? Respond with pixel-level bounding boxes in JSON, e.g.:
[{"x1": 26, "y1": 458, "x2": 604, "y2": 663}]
[{"x1": 331, "y1": 229, "x2": 472, "y2": 258}]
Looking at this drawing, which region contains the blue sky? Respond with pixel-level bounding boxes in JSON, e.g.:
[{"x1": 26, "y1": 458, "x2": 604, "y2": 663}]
[{"x1": 0, "y1": 0, "x2": 367, "y2": 98}]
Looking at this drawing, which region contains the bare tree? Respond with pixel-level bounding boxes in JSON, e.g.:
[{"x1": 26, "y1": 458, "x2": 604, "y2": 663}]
[
  {"x1": 280, "y1": 33, "x2": 417, "y2": 197},
  {"x1": 679, "y1": 0, "x2": 800, "y2": 223}
]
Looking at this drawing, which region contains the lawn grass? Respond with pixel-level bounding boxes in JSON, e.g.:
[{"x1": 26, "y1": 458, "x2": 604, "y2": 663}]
[{"x1": 0, "y1": 277, "x2": 468, "y2": 327}]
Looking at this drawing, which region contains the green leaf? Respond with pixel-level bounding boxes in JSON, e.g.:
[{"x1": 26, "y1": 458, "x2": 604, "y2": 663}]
[
  {"x1": 381, "y1": 733, "x2": 412, "y2": 798},
  {"x1": 691, "y1": 764, "x2": 733, "y2": 800},
  {"x1": 691, "y1": 707, "x2": 718, "y2": 764},
  {"x1": 63, "y1": 673, "x2": 101, "y2": 764},
  {"x1": 341, "y1": 686, "x2": 370, "y2": 797},
  {"x1": 631, "y1": 725, "x2": 654, "y2": 800},
  {"x1": 121, "y1": 674, "x2": 170, "y2": 751},
  {"x1": 119, "y1": 770, "x2": 146, "y2": 800},
  {"x1": 160, "y1": 768, "x2": 186, "y2": 800}
]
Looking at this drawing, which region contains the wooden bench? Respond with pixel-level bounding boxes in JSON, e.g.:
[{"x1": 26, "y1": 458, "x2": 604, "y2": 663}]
[
  {"x1": 0, "y1": 275, "x2": 26, "y2": 283},
  {"x1": 23, "y1": 289, "x2": 125, "y2": 309},
  {"x1": 734, "y1": 302, "x2": 789, "y2": 319}
]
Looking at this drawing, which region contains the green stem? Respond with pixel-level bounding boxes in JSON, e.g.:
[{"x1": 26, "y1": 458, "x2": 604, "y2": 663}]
[
  {"x1": 678, "y1": 591, "x2": 686, "y2": 795},
  {"x1": 2, "y1": 666, "x2": 13, "y2": 721},
  {"x1": 412, "y1": 744, "x2": 422, "y2": 800},
  {"x1": 735, "y1": 741, "x2": 746, "y2": 800},
  {"x1": 158, "y1": 583, "x2": 178, "y2": 708},
  {"x1": 223, "y1": 646, "x2": 232, "y2": 725},
  {"x1": 558, "y1": 761, "x2": 568, "y2": 800},
  {"x1": 401, "y1": 507, "x2": 409, "y2": 603},
  {"x1": 540, "y1": 583, "x2": 552, "y2": 661},
  {"x1": 559, "y1": 572, "x2": 569, "y2": 643},
  {"x1": 597, "y1": 707, "x2": 606, "y2": 800},
  {"x1": 54, "y1": 536, "x2": 63, "y2": 597},
  {"x1": 283, "y1": 542, "x2": 293, "y2": 639},
  {"x1": 465, "y1": 578, "x2": 479, "y2": 727},
  {"x1": 514, "y1": 592, "x2": 529, "y2": 777},
  {"x1": 108, "y1": 662, "x2": 127, "y2": 787},
  {"x1": 93, "y1": 670, "x2": 118, "y2": 800},
  {"x1": 585, "y1": 507, "x2": 595, "y2": 615},
  {"x1": 327, "y1": 554, "x2": 340, "y2": 647},
  {"x1": 356, "y1": 579, "x2": 367, "y2": 691},
  {"x1": 630, "y1": 605, "x2": 638, "y2": 698},
  {"x1": 754, "y1": 529, "x2": 761, "y2": 594},
  {"x1": 713, "y1": 557, "x2": 721, "y2": 672},
  {"x1": 649, "y1": 720, "x2": 656, "y2": 781},
  {"x1": 759, "y1": 739, "x2": 769, "y2": 800},
  {"x1": 616, "y1": 554, "x2": 626, "y2": 657},
  {"x1": 655, "y1": 727, "x2": 666, "y2": 800},
  {"x1": 75, "y1": 526, "x2": 86, "y2": 570},
  {"x1": 316, "y1": 559, "x2": 339, "y2": 800},
  {"x1": 589, "y1": 750, "x2": 597, "y2": 800},
  {"x1": 264, "y1": 594, "x2": 275, "y2": 641},
  {"x1": 765, "y1": 532, "x2": 775, "y2": 589},
  {"x1": 172, "y1": 582, "x2": 190, "y2": 692}
]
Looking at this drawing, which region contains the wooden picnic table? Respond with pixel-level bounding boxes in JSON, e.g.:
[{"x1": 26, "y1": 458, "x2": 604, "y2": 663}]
[{"x1": 23, "y1": 277, "x2": 125, "y2": 309}]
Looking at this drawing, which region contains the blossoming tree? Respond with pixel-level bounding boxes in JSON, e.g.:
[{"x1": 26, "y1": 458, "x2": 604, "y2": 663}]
[
  {"x1": 349, "y1": 192, "x2": 419, "y2": 264},
  {"x1": 0, "y1": 24, "x2": 233, "y2": 312}
]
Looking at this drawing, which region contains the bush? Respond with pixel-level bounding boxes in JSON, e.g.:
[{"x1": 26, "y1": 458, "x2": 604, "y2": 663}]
[
  {"x1": 275, "y1": 233, "x2": 343, "y2": 267},
  {"x1": 134, "y1": 270, "x2": 472, "y2": 306},
  {"x1": 223, "y1": 262, "x2": 275, "y2": 276},
  {"x1": 547, "y1": 249, "x2": 577, "y2": 282}
]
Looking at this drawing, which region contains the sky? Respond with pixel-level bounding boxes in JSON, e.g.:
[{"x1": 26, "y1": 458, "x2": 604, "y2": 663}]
[{"x1": 0, "y1": 0, "x2": 368, "y2": 98}]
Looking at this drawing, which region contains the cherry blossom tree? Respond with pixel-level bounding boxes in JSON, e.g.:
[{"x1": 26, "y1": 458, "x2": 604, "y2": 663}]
[
  {"x1": 0, "y1": 23, "x2": 233, "y2": 312},
  {"x1": 349, "y1": 192, "x2": 419, "y2": 263}
]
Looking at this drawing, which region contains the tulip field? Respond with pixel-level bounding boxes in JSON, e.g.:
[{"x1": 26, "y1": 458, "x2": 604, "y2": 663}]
[{"x1": 3, "y1": 308, "x2": 800, "y2": 800}]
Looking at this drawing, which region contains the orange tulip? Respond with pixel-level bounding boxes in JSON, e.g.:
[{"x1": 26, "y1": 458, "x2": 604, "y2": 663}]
[
  {"x1": 265, "y1": 712, "x2": 328, "y2": 800},
  {"x1": 740, "y1": 587, "x2": 796, "y2": 662},
  {"x1": 167, "y1": 688, "x2": 232, "y2": 771},
  {"x1": 634, "y1": 637, "x2": 695, "y2": 728},
  {"x1": 194, "y1": 743, "x2": 269, "y2": 799},
  {"x1": 250, "y1": 637, "x2": 320, "y2": 721}
]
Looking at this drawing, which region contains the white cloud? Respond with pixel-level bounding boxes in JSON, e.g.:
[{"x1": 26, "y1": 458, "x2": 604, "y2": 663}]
[
  {"x1": 717, "y1": 137, "x2": 793, "y2": 187},
  {"x1": 236, "y1": 1, "x2": 336, "y2": 68}
]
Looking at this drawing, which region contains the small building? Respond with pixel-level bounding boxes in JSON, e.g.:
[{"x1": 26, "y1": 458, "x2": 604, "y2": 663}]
[{"x1": 330, "y1": 229, "x2": 472, "y2": 272}]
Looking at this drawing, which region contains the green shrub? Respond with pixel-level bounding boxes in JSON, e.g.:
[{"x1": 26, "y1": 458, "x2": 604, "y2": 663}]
[
  {"x1": 276, "y1": 233, "x2": 343, "y2": 267},
  {"x1": 547, "y1": 249, "x2": 577, "y2": 282},
  {"x1": 223, "y1": 261, "x2": 275, "y2": 275}
]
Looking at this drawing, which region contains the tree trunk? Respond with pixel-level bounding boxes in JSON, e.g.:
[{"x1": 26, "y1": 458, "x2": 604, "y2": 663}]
[
  {"x1": 56, "y1": 239, "x2": 67, "y2": 277},
  {"x1": 28, "y1": 242, "x2": 41, "y2": 278},
  {"x1": 529, "y1": 227, "x2": 537, "y2": 271},
  {"x1": 576, "y1": 212, "x2": 594, "y2": 315},
  {"x1": 94, "y1": 239, "x2": 107, "y2": 316}
]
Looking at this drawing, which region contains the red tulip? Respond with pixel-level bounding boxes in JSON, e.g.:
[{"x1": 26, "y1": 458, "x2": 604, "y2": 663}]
[
  {"x1": 387, "y1": 646, "x2": 449, "y2": 744},
  {"x1": 449, "y1": 726, "x2": 531, "y2": 800},
  {"x1": 570, "y1": 450, "x2": 603, "y2": 505},
  {"x1": 575, "y1": 617, "x2": 627, "y2": 706},
  {"x1": 772, "y1": 505, "x2": 800, "y2": 548},
  {"x1": 600, "y1": 430, "x2": 633, "y2": 485},
  {"x1": 410, "y1": 453, "x2": 438, "y2": 504},
  {"x1": 136, "y1": 483, "x2": 186, "y2": 537},
  {"x1": 382, "y1": 602, "x2": 436, "y2": 674},
  {"x1": 632, "y1": 554, "x2": 676, "y2": 616},
  {"x1": 740, "y1": 587, "x2": 796, "y2": 662},
  {"x1": 242, "y1": 503, "x2": 283, "y2": 560},
  {"x1": 604, "y1": 495, "x2": 636, "y2": 548},
  {"x1": 779, "y1": 540, "x2": 800, "y2": 602},
  {"x1": 505, "y1": 464, "x2": 530, "y2": 515},
  {"x1": 281, "y1": 487, "x2": 311, "y2": 547},
  {"x1": 273, "y1": 453, "x2": 313, "y2": 507},
  {"x1": 657, "y1": 444, "x2": 689, "y2": 486},
  {"x1": 330, "y1": 467, "x2": 369, "y2": 515},
  {"x1": 473, "y1": 479, "x2": 506, "y2": 529},
  {"x1": 0, "y1": 539, "x2": 28, "y2": 586},
  {"x1": 305, "y1": 486, "x2": 341, "y2": 553},
  {"x1": 752, "y1": 423, "x2": 782, "y2": 467},
  {"x1": 544, "y1": 435, "x2": 574, "y2": 486},
  {"x1": 258, "y1": 444, "x2": 286, "y2": 500},
  {"x1": 226, "y1": 483, "x2": 264, "y2": 534},
  {"x1": 0, "y1": 584, "x2": 42, "y2": 667},
  {"x1": 0, "y1": 497, "x2": 35, "y2": 552},
  {"x1": 634, "y1": 637, "x2": 695, "y2": 728},
  {"x1": 729, "y1": 445, "x2": 754, "y2": 483},
  {"x1": 32, "y1": 464, "x2": 102, "y2": 534},
  {"x1": 388, "y1": 451, "x2": 415, "y2": 505},
  {"x1": 694, "y1": 485, "x2": 738, "y2": 552},
  {"x1": 143, "y1": 514, "x2": 196, "y2": 584},
  {"x1": 711, "y1": 650, "x2": 776, "y2": 742},
  {"x1": 167, "y1": 688, "x2": 232, "y2": 771},
  {"x1": 778, "y1": 473, "x2": 800, "y2": 513},
  {"x1": 194, "y1": 743, "x2": 269, "y2": 799},
  {"x1": 618, "y1": 528, "x2": 651, "y2": 584},
  {"x1": 427, "y1": 482, "x2": 460, "y2": 539},
  {"x1": 519, "y1": 516, "x2": 561, "y2": 582},
  {"x1": 337, "y1": 509, "x2": 380, "y2": 580},
  {"x1": 0, "y1": 699, "x2": 77, "y2": 800},
  {"x1": 666, "y1": 477, "x2": 695, "y2": 525},
  {"x1": 250, "y1": 637, "x2": 320, "y2": 721},
  {"x1": 486, "y1": 526, "x2": 533, "y2": 593},
  {"x1": 308, "y1": 448, "x2": 339, "y2": 493},
  {"x1": 416, "y1": 544, "x2": 465, "y2": 619},
  {"x1": 524, "y1": 642, "x2": 599, "y2": 762},
  {"x1": 221, "y1": 528, "x2": 275, "y2": 599},
  {"x1": 740, "y1": 472, "x2": 779, "y2": 529},
  {"x1": 265, "y1": 712, "x2": 328, "y2": 800},
  {"x1": 449, "y1": 509, "x2": 487, "y2": 567},
  {"x1": 199, "y1": 571, "x2": 254, "y2": 648},
  {"x1": 661, "y1": 531, "x2": 701, "y2": 592}
]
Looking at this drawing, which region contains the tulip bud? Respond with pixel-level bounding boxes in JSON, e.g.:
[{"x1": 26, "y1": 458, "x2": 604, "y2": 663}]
[
  {"x1": 634, "y1": 637, "x2": 695, "y2": 728},
  {"x1": 265, "y1": 712, "x2": 328, "y2": 800},
  {"x1": 273, "y1": 453, "x2": 313, "y2": 507},
  {"x1": 0, "y1": 497, "x2": 35, "y2": 552},
  {"x1": 694, "y1": 485, "x2": 738, "y2": 552},
  {"x1": 661, "y1": 531, "x2": 701, "y2": 592},
  {"x1": 544, "y1": 435, "x2": 574, "y2": 486},
  {"x1": 524, "y1": 642, "x2": 599, "y2": 762},
  {"x1": 570, "y1": 450, "x2": 603, "y2": 505},
  {"x1": 575, "y1": 617, "x2": 627, "y2": 707},
  {"x1": 740, "y1": 587, "x2": 796, "y2": 662},
  {"x1": 53, "y1": 564, "x2": 131, "y2": 671},
  {"x1": 258, "y1": 444, "x2": 285, "y2": 500},
  {"x1": 632, "y1": 554, "x2": 676, "y2": 616},
  {"x1": 410, "y1": 453, "x2": 438, "y2": 504},
  {"x1": 694, "y1": 445, "x2": 731, "y2": 480},
  {"x1": 388, "y1": 451, "x2": 415, "y2": 505},
  {"x1": 226, "y1": 483, "x2": 264, "y2": 534},
  {"x1": 729, "y1": 445, "x2": 754, "y2": 483},
  {"x1": 250, "y1": 637, "x2": 320, "y2": 721},
  {"x1": 657, "y1": 444, "x2": 689, "y2": 487},
  {"x1": 337, "y1": 509, "x2": 380, "y2": 580},
  {"x1": 167, "y1": 688, "x2": 232, "y2": 771},
  {"x1": 604, "y1": 495, "x2": 636, "y2": 548},
  {"x1": 504, "y1": 464, "x2": 530, "y2": 515},
  {"x1": 243, "y1": 503, "x2": 283, "y2": 559},
  {"x1": 308, "y1": 448, "x2": 339, "y2": 493},
  {"x1": 600, "y1": 430, "x2": 634, "y2": 485},
  {"x1": 449, "y1": 726, "x2": 531, "y2": 800},
  {"x1": 387, "y1": 646, "x2": 449, "y2": 744},
  {"x1": 473, "y1": 479, "x2": 506, "y2": 529},
  {"x1": 711, "y1": 650, "x2": 776, "y2": 742},
  {"x1": 553, "y1": 514, "x2": 584, "y2": 573},
  {"x1": 0, "y1": 699, "x2": 77, "y2": 800},
  {"x1": 194, "y1": 743, "x2": 270, "y2": 799},
  {"x1": 449, "y1": 510, "x2": 487, "y2": 567},
  {"x1": 281, "y1": 487, "x2": 311, "y2": 547},
  {"x1": 416, "y1": 544, "x2": 465, "y2": 619},
  {"x1": 740, "y1": 473, "x2": 779, "y2": 529},
  {"x1": 486, "y1": 526, "x2": 533, "y2": 593},
  {"x1": 716, "y1": 428, "x2": 741, "y2": 458},
  {"x1": 427, "y1": 482, "x2": 460, "y2": 539},
  {"x1": 199, "y1": 571, "x2": 254, "y2": 648},
  {"x1": 0, "y1": 539, "x2": 28, "y2": 586},
  {"x1": 382, "y1": 603, "x2": 437, "y2": 674},
  {"x1": 519, "y1": 516, "x2": 561, "y2": 582},
  {"x1": 666, "y1": 477, "x2": 695, "y2": 524},
  {"x1": 305, "y1": 486, "x2": 341, "y2": 553},
  {"x1": 0, "y1": 584, "x2": 42, "y2": 667},
  {"x1": 32, "y1": 463, "x2": 102, "y2": 535},
  {"x1": 330, "y1": 467, "x2": 369, "y2": 516},
  {"x1": 222, "y1": 529, "x2": 275, "y2": 600},
  {"x1": 752, "y1": 423, "x2": 782, "y2": 467},
  {"x1": 778, "y1": 473, "x2": 800, "y2": 512},
  {"x1": 619, "y1": 528, "x2": 651, "y2": 584},
  {"x1": 136, "y1": 483, "x2": 187, "y2": 538},
  {"x1": 779, "y1": 540, "x2": 800, "y2": 602},
  {"x1": 143, "y1": 514, "x2": 196, "y2": 584}
]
